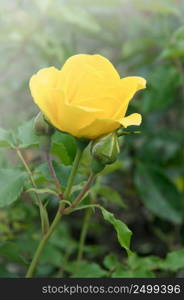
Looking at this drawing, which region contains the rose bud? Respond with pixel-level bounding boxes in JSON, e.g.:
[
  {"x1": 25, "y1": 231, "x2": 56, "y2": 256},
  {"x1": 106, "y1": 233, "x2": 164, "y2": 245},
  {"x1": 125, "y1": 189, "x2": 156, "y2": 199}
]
[{"x1": 90, "y1": 131, "x2": 120, "y2": 173}]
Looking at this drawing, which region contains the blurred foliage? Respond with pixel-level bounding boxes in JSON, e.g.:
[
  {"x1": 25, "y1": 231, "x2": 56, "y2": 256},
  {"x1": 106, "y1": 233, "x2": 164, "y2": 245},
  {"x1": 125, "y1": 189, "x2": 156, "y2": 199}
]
[{"x1": 0, "y1": 0, "x2": 184, "y2": 278}]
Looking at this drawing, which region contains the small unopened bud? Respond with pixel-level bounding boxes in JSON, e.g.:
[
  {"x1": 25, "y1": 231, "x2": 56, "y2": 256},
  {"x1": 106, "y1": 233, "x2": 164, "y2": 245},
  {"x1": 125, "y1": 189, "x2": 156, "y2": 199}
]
[
  {"x1": 34, "y1": 112, "x2": 54, "y2": 136},
  {"x1": 90, "y1": 132, "x2": 120, "y2": 174}
]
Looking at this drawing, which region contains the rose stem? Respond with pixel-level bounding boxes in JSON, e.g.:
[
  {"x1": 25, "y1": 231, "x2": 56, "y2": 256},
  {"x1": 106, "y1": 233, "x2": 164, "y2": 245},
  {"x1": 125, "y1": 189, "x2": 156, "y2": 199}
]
[{"x1": 25, "y1": 147, "x2": 83, "y2": 277}]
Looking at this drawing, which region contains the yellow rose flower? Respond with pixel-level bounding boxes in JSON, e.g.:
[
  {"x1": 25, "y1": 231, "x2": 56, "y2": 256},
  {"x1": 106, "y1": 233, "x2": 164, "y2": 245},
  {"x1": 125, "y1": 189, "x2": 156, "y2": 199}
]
[{"x1": 30, "y1": 54, "x2": 146, "y2": 139}]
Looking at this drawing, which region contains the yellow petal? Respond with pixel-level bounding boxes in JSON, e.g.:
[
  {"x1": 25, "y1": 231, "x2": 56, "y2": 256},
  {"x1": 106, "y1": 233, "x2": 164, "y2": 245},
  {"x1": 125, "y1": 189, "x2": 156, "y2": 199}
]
[
  {"x1": 29, "y1": 68, "x2": 66, "y2": 128},
  {"x1": 61, "y1": 54, "x2": 120, "y2": 81},
  {"x1": 29, "y1": 67, "x2": 60, "y2": 112},
  {"x1": 78, "y1": 118, "x2": 120, "y2": 139},
  {"x1": 114, "y1": 76, "x2": 146, "y2": 120},
  {"x1": 29, "y1": 68, "x2": 108, "y2": 137},
  {"x1": 30, "y1": 76, "x2": 103, "y2": 136},
  {"x1": 29, "y1": 58, "x2": 146, "y2": 140},
  {"x1": 30, "y1": 67, "x2": 60, "y2": 89},
  {"x1": 57, "y1": 54, "x2": 120, "y2": 103},
  {"x1": 76, "y1": 94, "x2": 121, "y2": 119},
  {"x1": 121, "y1": 76, "x2": 146, "y2": 90},
  {"x1": 56, "y1": 100, "x2": 103, "y2": 136},
  {"x1": 120, "y1": 113, "x2": 142, "y2": 128}
]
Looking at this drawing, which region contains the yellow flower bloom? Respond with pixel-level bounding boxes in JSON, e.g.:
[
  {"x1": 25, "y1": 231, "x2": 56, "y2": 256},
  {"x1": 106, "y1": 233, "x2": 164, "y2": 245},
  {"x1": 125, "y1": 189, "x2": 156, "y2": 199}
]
[{"x1": 30, "y1": 54, "x2": 146, "y2": 139}]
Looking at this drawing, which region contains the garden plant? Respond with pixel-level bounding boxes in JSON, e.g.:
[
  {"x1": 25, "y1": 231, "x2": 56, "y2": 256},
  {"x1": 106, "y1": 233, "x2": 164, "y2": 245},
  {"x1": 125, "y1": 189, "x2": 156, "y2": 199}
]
[{"x1": 0, "y1": 0, "x2": 184, "y2": 279}]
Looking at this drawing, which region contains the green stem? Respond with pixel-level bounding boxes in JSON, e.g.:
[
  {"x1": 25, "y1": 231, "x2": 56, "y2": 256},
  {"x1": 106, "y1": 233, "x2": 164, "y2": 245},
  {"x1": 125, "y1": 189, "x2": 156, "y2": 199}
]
[
  {"x1": 77, "y1": 208, "x2": 92, "y2": 265},
  {"x1": 56, "y1": 248, "x2": 72, "y2": 277},
  {"x1": 16, "y1": 148, "x2": 46, "y2": 233},
  {"x1": 76, "y1": 190, "x2": 97, "y2": 269},
  {"x1": 16, "y1": 148, "x2": 40, "y2": 202},
  {"x1": 64, "y1": 147, "x2": 83, "y2": 199},
  {"x1": 62, "y1": 174, "x2": 96, "y2": 215},
  {"x1": 25, "y1": 147, "x2": 83, "y2": 278},
  {"x1": 45, "y1": 150, "x2": 64, "y2": 199},
  {"x1": 26, "y1": 203, "x2": 64, "y2": 277}
]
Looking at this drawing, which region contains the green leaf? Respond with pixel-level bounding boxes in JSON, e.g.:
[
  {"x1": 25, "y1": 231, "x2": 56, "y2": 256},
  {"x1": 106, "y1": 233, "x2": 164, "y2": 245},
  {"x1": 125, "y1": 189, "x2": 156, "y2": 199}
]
[
  {"x1": 96, "y1": 185, "x2": 127, "y2": 208},
  {"x1": 0, "y1": 168, "x2": 27, "y2": 207},
  {"x1": 67, "y1": 261, "x2": 107, "y2": 278},
  {"x1": 0, "y1": 128, "x2": 15, "y2": 148},
  {"x1": 40, "y1": 244, "x2": 63, "y2": 267},
  {"x1": 128, "y1": 253, "x2": 161, "y2": 271},
  {"x1": 51, "y1": 143, "x2": 71, "y2": 165},
  {"x1": 101, "y1": 161, "x2": 123, "y2": 175},
  {"x1": 83, "y1": 245, "x2": 106, "y2": 258},
  {"x1": 100, "y1": 207, "x2": 132, "y2": 256},
  {"x1": 16, "y1": 119, "x2": 40, "y2": 148},
  {"x1": 103, "y1": 254, "x2": 119, "y2": 270},
  {"x1": 51, "y1": 131, "x2": 77, "y2": 165},
  {"x1": 35, "y1": 161, "x2": 71, "y2": 188},
  {"x1": 138, "y1": 130, "x2": 183, "y2": 164},
  {"x1": 141, "y1": 66, "x2": 180, "y2": 113},
  {"x1": 52, "y1": 131, "x2": 77, "y2": 159},
  {"x1": 0, "y1": 267, "x2": 19, "y2": 278},
  {"x1": 0, "y1": 242, "x2": 28, "y2": 265},
  {"x1": 112, "y1": 268, "x2": 155, "y2": 278},
  {"x1": 50, "y1": 223, "x2": 77, "y2": 251},
  {"x1": 159, "y1": 249, "x2": 184, "y2": 272},
  {"x1": 135, "y1": 163, "x2": 183, "y2": 224}
]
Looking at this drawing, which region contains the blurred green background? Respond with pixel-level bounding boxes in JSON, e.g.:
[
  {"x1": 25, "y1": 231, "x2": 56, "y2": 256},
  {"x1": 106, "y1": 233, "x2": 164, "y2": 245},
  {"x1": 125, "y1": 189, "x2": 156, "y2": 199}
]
[{"x1": 0, "y1": 0, "x2": 184, "y2": 277}]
